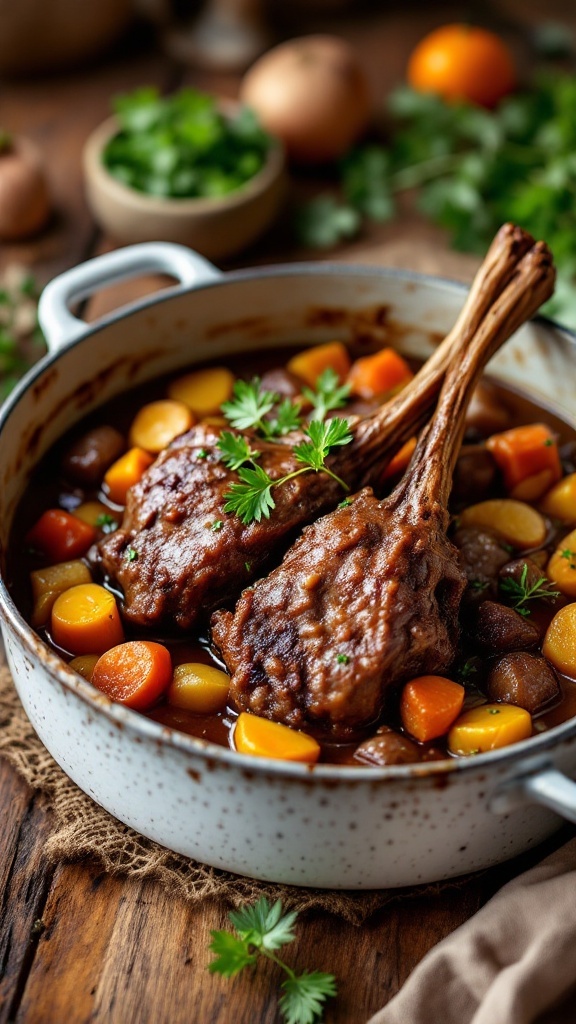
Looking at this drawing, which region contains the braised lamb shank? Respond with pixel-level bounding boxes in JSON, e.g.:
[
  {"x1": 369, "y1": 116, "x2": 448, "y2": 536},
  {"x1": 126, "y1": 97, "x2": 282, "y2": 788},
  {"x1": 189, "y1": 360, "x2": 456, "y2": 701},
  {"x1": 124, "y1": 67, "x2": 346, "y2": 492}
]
[
  {"x1": 212, "y1": 242, "x2": 555, "y2": 737},
  {"x1": 98, "y1": 225, "x2": 533, "y2": 631}
]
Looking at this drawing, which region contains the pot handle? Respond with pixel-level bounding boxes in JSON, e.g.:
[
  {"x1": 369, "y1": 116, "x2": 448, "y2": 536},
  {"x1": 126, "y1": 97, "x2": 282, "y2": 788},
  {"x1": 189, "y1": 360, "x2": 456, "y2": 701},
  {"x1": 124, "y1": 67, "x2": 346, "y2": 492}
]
[
  {"x1": 491, "y1": 765, "x2": 576, "y2": 823},
  {"x1": 38, "y1": 243, "x2": 222, "y2": 353}
]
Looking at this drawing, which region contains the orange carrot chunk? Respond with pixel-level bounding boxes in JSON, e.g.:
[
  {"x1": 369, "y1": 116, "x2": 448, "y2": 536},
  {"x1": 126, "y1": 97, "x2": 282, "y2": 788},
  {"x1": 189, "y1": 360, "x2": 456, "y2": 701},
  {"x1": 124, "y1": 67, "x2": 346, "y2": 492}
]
[
  {"x1": 286, "y1": 341, "x2": 351, "y2": 387},
  {"x1": 348, "y1": 347, "x2": 414, "y2": 399},
  {"x1": 381, "y1": 436, "x2": 417, "y2": 482},
  {"x1": 103, "y1": 447, "x2": 155, "y2": 505},
  {"x1": 486, "y1": 423, "x2": 562, "y2": 499},
  {"x1": 234, "y1": 712, "x2": 321, "y2": 763},
  {"x1": 400, "y1": 675, "x2": 465, "y2": 742},
  {"x1": 51, "y1": 583, "x2": 124, "y2": 655},
  {"x1": 26, "y1": 509, "x2": 96, "y2": 563},
  {"x1": 92, "y1": 641, "x2": 173, "y2": 711}
]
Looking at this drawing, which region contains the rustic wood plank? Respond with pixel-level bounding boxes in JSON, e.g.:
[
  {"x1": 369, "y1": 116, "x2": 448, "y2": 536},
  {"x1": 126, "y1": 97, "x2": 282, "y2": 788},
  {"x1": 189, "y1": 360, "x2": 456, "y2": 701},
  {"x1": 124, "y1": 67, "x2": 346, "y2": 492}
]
[{"x1": 0, "y1": 761, "x2": 55, "y2": 1023}]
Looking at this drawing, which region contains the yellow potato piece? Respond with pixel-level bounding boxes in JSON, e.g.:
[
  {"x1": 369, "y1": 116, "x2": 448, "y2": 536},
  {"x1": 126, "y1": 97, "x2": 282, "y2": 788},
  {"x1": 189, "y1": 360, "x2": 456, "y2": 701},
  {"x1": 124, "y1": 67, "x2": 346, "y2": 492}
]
[
  {"x1": 543, "y1": 604, "x2": 576, "y2": 678},
  {"x1": 458, "y1": 499, "x2": 547, "y2": 550},
  {"x1": 167, "y1": 367, "x2": 235, "y2": 417},
  {"x1": 30, "y1": 559, "x2": 92, "y2": 628},
  {"x1": 539, "y1": 473, "x2": 576, "y2": 524},
  {"x1": 167, "y1": 663, "x2": 230, "y2": 714},
  {"x1": 448, "y1": 703, "x2": 532, "y2": 756},
  {"x1": 69, "y1": 654, "x2": 100, "y2": 682},
  {"x1": 234, "y1": 712, "x2": 321, "y2": 763},
  {"x1": 72, "y1": 501, "x2": 119, "y2": 529},
  {"x1": 129, "y1": 400, "x2": 193, "y2": 454},
  {"x1": 547, "y1": 528, "x2": 576, "y2": 598}
]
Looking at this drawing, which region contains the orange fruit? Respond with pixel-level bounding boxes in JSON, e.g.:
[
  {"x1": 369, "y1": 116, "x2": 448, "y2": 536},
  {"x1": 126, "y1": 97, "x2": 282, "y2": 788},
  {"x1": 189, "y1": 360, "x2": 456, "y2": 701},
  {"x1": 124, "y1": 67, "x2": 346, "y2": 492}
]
[{"x1": 407, "y1": 24, "x2": 516, "y2": 108}]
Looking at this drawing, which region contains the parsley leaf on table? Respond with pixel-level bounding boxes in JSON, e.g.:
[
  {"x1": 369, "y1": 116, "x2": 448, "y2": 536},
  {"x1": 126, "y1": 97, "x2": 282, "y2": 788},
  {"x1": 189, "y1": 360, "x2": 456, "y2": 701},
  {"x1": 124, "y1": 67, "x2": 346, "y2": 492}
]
[{"x1": 209, "y1": 897, "x2": 337, "y2": 1024}]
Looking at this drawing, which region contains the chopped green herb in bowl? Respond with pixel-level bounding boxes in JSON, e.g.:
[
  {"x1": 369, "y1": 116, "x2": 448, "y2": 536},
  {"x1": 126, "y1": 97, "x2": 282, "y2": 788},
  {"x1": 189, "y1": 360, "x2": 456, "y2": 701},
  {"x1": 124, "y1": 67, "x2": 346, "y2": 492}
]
[{"x1": 83, "y1": 86, "x2": 286, "y2": 259}]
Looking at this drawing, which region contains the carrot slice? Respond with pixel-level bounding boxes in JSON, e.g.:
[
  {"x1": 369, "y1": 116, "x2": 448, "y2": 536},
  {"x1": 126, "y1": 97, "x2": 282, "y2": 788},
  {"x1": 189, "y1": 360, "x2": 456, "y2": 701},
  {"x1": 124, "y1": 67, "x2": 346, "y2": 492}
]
[
  {"x1": 51, "y1": 583, "x2": 124, "y2": 655},
  {"x1": 287, "y1": 342, "x2": 351, "y2": 387},
  {"x1": 92, "y1": 641, "x2": 173, "y2": 711},
  {"x1": 486, "y1": 423, "x2": 562, "y2": 498},
  {"x1": 234, "y1": 712, "x2": 320, "y2": 763},
  {"x1": 381, "y1": 437, "x2": 417, "y2": 482},
  {"x1": 26, "y1": 509, "x2": 96, "y2": 563},
  {"x1": 103, "y1": 447, "x2": 154, "y2": 505},
  {"x1": 348, "y1": 347, "x2": 414, "y2": 399},
  {"x1": 448, "y1": 703, "x2": 532, "y2": 755},
  {"x1": 400, "y1": 675, "x2": 465, "y2": 742},
  {"x1": 129, "y1": 399, "x2": 193, "y2": 454}
]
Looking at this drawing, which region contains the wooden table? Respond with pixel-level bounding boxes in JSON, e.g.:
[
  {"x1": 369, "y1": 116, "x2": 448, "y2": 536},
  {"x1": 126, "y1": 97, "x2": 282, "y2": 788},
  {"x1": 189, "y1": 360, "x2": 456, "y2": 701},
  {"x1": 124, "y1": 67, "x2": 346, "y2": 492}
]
[{"x1": 1, "y1": 5, "x2": 575, "y2": 1022}]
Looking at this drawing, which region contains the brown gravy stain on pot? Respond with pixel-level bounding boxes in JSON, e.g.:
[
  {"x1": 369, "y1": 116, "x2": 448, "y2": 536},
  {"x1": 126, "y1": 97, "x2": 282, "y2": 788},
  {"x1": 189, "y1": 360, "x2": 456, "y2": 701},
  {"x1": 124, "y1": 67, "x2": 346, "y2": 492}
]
[
  {"x1": 186, "y1": 768, "x2": 202, "y2": 782},
  {"x1": 206, "y1": 316, "x2": 271, "y2": 341}
]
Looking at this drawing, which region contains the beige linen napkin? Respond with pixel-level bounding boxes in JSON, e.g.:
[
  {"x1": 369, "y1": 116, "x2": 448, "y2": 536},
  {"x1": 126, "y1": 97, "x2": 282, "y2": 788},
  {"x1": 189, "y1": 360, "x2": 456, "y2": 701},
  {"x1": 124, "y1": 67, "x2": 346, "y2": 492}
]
[{"x1": 368, "y1": 838, "x2": 576, "y2": 1024}]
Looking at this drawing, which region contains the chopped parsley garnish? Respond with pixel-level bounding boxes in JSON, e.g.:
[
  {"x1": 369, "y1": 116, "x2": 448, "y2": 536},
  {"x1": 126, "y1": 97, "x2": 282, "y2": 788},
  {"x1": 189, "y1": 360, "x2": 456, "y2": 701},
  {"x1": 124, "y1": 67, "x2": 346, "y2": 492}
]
[
  {"x1": 336, "y1": 653, "x2": 350, "y2": 665},
  {"x1": 470, "y1": 579, "x2": 489, "y2": 592},
  {"x1": 560, "y1": 549, "x2": 576, "y2": 569},
  {"x1": 244, "y1": 561, "x2": 251, "y2": 572},
  {"x1": 209, "y1": 897, "x2": 337, "y2": 1024},
  {"x1": 223, "y1": 419, "x2": 352, "y2": 525},
  {"x1": 196, "y1": 448, "x2": 208, "y2": 460},
  {"x1": 302, "y1": 368, "x2": 351, "y2": 421},
  {"x1": 338, "y1": 497, "x2": 353, "y2": 509},
  {"x1": 211, "y1": 520, "x2": 224, "y2": 532},
  {"x1": 125, "y1": 547, "x2": 138, "y2": 562},
  {"x1": 500, "y1": 562, "x2": 560, "y2": 616},
  {"x1": 96, "y1": 513, "x2": 118, "y2": 533},
  {"x1": 543, "y1": 438, "x2": 555, "y2": 447}
]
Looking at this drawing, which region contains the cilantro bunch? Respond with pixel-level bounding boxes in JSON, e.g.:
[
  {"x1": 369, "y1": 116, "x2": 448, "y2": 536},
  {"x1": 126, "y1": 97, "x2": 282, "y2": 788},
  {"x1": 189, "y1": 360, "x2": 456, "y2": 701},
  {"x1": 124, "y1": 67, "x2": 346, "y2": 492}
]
[
  {"x1": 298, "y1": 73, "x2": 576, "y2": 328},
  {"x1": 103, "y1": 86, "x2": 271, "y2": 199},
  {"x1": 209, "y1": 897, "x2": 337, "y2": 1024}
]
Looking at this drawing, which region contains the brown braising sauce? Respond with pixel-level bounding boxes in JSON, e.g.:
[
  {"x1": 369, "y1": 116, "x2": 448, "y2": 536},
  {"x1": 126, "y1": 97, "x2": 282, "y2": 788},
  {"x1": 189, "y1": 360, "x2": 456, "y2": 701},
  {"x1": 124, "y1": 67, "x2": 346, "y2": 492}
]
[{"x1": 8, "y1": 344, "x2": 576, "y2": 766}]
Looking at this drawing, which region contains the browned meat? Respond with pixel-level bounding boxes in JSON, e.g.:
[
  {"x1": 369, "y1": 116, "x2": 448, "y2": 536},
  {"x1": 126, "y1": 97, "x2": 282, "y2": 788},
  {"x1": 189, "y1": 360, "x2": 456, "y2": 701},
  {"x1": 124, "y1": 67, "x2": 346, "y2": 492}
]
[
  {"x1": 259, "y1": 367, "x2": 304, "y2": 399},
  {"x1": 454, "y1": 525, "x2": 511, "y2": 607},
  {"x1": 471, "y1": 601, "x2": 540, "y2": 652},
  {"x1": 62, "y1": 425, "x2": 125, "y2": 486},
  {"x1": 98, "y1": 225, "x2": 535, "y2": 631},
  {"x1": 486, "y1": 652, "x2": 560, "y2": 713},
  {"x1": 213, "y1": 241, "x2": 555, "y2": 736},
  {"x1": 451, "y1": 445, "x2": 497, "y2": 507},
  {"x1": 354, "y1": 726, "x2": 421, "y2": 766}
]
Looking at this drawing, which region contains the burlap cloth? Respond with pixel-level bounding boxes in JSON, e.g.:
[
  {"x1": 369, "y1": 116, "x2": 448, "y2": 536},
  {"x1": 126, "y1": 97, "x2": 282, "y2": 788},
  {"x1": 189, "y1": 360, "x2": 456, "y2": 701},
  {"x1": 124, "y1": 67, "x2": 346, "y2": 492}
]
[{"x1": 1, "y1": 660, "x2": 466, "y2": 923}]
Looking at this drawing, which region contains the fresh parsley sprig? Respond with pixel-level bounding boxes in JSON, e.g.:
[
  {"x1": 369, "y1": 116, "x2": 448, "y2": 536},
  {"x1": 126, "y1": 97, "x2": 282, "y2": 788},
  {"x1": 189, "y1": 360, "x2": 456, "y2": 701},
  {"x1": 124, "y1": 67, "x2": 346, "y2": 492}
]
[
  {"x1": 217, "y1": 430, "x2": 261, "y2": 471},
  {"x1": 500, "y1": 562, "x2": 560, "y2": 616},
  {"x1": 208, "y1": 897, "x2": 337, "y2": 1024},
  {"x1": 221, "y1": 377, "x2": 278, "y2": 433},
  {"x1": 302, "y1": 368, "x2": 351, "y2": 421},
  {"x1": 223, "y1": 418, "x2": 352, "y2": 524}
]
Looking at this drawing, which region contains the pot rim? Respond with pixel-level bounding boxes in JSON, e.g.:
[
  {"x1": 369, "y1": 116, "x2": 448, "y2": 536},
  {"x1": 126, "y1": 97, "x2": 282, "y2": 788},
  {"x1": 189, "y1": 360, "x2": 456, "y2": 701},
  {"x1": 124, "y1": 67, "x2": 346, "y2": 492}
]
[{"x1": 2, "y1": 260, "x2": 576, "y2": 784}]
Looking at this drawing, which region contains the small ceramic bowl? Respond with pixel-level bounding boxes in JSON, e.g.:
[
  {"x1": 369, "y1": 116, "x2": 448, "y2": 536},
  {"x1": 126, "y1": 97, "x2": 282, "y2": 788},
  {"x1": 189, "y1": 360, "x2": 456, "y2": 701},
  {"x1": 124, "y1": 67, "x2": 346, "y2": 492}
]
[{"x1": 82, "y1": 114, "x2": 286, "y2": 260}]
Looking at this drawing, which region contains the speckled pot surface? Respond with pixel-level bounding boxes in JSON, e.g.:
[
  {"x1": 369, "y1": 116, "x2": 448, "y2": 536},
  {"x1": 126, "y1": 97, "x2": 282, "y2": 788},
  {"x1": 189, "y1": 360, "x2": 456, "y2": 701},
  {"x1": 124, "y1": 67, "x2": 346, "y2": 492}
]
[{"x1": 1, "y1": 242, "x2": 576, "y2": 889}]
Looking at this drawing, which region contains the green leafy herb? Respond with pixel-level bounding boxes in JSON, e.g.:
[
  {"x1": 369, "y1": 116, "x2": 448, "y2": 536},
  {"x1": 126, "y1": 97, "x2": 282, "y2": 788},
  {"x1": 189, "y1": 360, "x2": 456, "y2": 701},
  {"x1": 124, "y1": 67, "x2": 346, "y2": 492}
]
[
  {"x1": 293, "y1": 418, "x2": 353, "y2": 475},
  {"x1": 500, "y1": 562, "x2": 560, "y2": 615},
  {"x1": 470, "y1": 579, "x2": 489, "y2": 592},
  {"x1": 197, "y1": 447, "x2": 208, "y2": 460},
  {"x1": 294, "y1": 195, "x2": 361, "y2": 248},
  {"x1": 126, "y1": 547, "x2": 138, "y2": 562},
  {"x1": 103, "y1": 86, "x2": 271, "y2": 200},
  {"x1": 217, "y1": 430, "x2": 261, "y2": 471},
  {"x1": 458, "y1": 659, "x2": 479, "y2": 681},
  {"x1": 560, "y1": 548, "x2": 576, "y2": 568},
  {"x1": 95, "y1": 513, "x2": 118, "y2": 534},
  {"x1": 543, "y1": 438, "x2": 555, "y2": 446},
  {"x1": 211, "y1": 520, "x2": 224, "y2": 532},
  {"x1": 296, "y1": 73, "x2": 576, "y2": 327},
  {"x1": 221, "y1": 377, "x2": 278, "y2": 433},
  {"x1": 487, "y1": 708, "x2": 501, "y2": 715},
  {"x1": 244, "y1": 561, "x2": 251, "y2": 572},
  {"x1": 265, "y1": 397, "x2": 303, "y2": 437},
  {"x1": 302, "y1": 368, "x2": 351, "y2": 421},
  {"x1": 336, "y1": 653, "x2": 350, "y2": 665},
  {"x1": 223, "y1": 419, "x2": 352, "y2": 525},
  {"x1": 0, "y1": 267, "x2": 45, "y2": 399},
  {"x1": 209, "y1": 897, "x2": 337, "y2": 1024},
  {"x1": 338, "y1": 497, "x2": 353, "y2": 509}
]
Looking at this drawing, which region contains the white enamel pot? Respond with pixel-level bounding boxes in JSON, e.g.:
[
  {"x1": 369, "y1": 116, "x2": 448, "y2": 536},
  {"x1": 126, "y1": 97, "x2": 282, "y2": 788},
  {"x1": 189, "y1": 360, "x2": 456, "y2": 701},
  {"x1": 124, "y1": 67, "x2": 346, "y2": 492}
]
[{"x1": 1, "y1": 242, "x2": 576, "y2": 889}]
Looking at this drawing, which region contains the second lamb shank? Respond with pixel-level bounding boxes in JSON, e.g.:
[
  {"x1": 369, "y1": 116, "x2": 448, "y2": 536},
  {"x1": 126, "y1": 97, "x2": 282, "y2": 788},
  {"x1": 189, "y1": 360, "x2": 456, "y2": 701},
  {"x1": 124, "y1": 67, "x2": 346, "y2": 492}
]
[{"x1": 212, "y1": 241, "x2": 555, "y2": 738}]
